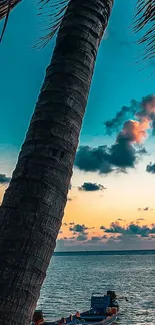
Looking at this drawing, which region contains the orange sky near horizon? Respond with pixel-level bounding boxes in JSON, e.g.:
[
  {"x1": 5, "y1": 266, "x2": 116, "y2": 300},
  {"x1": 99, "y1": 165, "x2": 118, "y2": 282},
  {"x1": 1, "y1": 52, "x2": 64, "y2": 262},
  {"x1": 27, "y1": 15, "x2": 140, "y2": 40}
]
[{"x1": 1, "y1": 162, "x2": 155, "y2": 232}]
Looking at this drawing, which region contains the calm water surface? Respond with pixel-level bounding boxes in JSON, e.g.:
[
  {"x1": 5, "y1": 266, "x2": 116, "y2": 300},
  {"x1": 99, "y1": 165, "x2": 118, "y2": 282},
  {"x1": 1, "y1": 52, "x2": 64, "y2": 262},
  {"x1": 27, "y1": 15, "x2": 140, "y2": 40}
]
[{"x1": 38, "y1": 253, "x2": 155, "y2": 324}]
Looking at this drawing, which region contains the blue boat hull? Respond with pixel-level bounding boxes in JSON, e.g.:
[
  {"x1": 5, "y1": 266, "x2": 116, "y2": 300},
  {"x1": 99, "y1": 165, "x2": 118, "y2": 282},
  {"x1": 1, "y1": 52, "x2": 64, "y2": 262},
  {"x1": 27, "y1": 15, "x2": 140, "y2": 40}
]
[{"x1": 44, "y1": 312, "x2": 118, "y2": 325}]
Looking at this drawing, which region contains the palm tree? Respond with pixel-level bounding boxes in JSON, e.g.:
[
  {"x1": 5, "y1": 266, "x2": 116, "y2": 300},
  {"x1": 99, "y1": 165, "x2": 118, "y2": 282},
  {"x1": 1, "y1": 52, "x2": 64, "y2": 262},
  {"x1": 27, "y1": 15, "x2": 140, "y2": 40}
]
[
  {"x1": 0, "y1": 0, "x2": 153, "y2": 324},
  {"x1": 0, "y1": 0, "x2": 114, "y2": 324}
]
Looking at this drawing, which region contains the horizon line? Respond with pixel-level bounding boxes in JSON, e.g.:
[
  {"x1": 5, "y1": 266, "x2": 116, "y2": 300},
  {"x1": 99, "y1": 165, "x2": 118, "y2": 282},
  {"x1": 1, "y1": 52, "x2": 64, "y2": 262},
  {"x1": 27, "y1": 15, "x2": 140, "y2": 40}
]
[{"x1": 54, "y1": 249, "x2": 155, "y2": 254}]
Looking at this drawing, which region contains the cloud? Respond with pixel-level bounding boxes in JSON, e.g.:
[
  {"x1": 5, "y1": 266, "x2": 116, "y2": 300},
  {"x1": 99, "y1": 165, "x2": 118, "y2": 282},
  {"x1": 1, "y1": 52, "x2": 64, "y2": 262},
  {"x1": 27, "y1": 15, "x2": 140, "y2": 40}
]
[
  {"x1": 78, "y1": 182, "x2": 106, "y2": 192},
  {"x1": 146, "y1": 162, "x2": 155, "y2": 174},
  {"x1": 117, "y1": 119, "x2": 149, "y2": 144},
  {"x1": 75, "y1": 143, "x2": 138, "y2": 174},
  {"x1": 92, "y1": 94, "x2": 155, "y2": 174},
  {"x1": 75, "y1": 113, "x2": 149, "y2": 174},
  {"x1": 0, "y1": 173, "x2": 11, "y2": 184},
  {"x1": 77, "y1": 233, "x2": 88, "y2": 241},
  {"x1": 69, "y1": 223, "x2": 92, "y2": 242},
  {"x1": 56, "y1": 233, "x2": 155, "y2": 252},
  {"x1": 101, "y1": 222, "x2": 124, "y2": 234},
  {"x1": 101, "y1": 221, "x2": 155, "y2": 238},
  {"x1": 100, "y1": 226, "x2": 106, "y2": 230},
  {"x1": 108, "y1": 135, "x2": 137, "y2": 168},
  {"x1": 69, "y1": 224, "x2": 94, "y2": 244},
  {"x1": 69, "y1": 224, "x2": 88, "y2": 233},
  {"x1": 104, "y1": 99, "x2": 139, "y2": 135},
  {"x1": 137, "y1": 218, "x2": 145, "y2": 221},
  {"x1": 138, "y1": 207, "x2": 150, "y2": 211},
  {"x1": 75, "y1": 145, "x2": 113, "y2": 174},
  {"x1": 104, "y1": 94, "x2": 155, "y2": 135}
]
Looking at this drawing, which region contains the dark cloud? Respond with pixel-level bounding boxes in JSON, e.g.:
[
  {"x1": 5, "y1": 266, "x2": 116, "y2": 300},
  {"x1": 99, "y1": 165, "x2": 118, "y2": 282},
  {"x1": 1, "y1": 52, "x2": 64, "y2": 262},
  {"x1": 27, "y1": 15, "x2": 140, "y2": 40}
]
[
  {"x1": 101, "y1": 222, "x2": 124, "y2": 234},
  {"x1": 75, "y1": 143, "x2": 138, "y2": 174},
  {"x1": 69, "y1": 223, "x2": 96, "y2": 242},
  {"x1": 69, "y1": 222, "x2": 74, "y2": 226},
  {"x1": 137, "y1": 218, "x2": 145, "y2": 221},
  {"x1": 100, "y1": 226, "x2": 106, "y2": 230},
  {"x1": 63, "y1": 222, "x2": 68, "y2": 226},
  {"x1": 104, "y1": 99, "x2": 139, "y2": 135},
  {"x1": 78, "y1": 182, "x2": 106, "y2": 192},
  {"x1": 101, "y1": 221, "x2": 155, "y2": 238},
  {"x1": 69, "y1": 224, "x2": 88, "y2": 233},
  {"x1": 75, "y1": 145, "x2": 113, "y2": 174},
  {"x1": 0, "y1": 173, "x2": 11, "y2": 184},
  {"x1": 69, "y1": 224, "x2": 94, "y2": 242},
  {"x1": 146, "y1": 162, "x2": 155, "y2": 174},
  {"x1": 108, "y1": 136, "x2": 136, "y2": 168}
]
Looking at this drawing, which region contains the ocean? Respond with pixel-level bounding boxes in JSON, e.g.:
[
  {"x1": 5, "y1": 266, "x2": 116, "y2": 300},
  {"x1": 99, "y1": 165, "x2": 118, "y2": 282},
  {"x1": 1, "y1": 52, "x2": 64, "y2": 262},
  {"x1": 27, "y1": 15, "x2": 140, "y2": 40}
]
[{"x1": 38, "y1": 251, "x2": 155, "y2": 324}]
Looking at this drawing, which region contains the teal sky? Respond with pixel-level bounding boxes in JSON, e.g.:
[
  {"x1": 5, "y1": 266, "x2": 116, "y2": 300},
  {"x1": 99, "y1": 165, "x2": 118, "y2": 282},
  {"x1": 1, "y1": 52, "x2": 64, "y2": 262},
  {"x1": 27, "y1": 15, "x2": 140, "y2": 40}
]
[
  {"x1": 1, "y1": 0, "x2": 154, "y2": 155},
  {"x1": 1, "y1": 0, "x2": 155, "y2": 251}
]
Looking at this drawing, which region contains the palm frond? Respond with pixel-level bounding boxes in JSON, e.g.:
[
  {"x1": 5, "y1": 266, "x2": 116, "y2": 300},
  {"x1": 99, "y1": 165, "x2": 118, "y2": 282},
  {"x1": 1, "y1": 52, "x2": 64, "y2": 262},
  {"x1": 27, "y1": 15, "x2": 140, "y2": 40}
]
[
  {"x1": 0, "y1": 0, "x2": 20, "y2": 20},
  {"x1": 37, "y1": 0, "x2": 69, "y2": 48},
  {"x1": 133, "y1": 0, "x2": 155, "y2": 61},
  {"x1": 0, "y1": 0, "x2": 21, "y2": 42},
  {"x1": 0, "y1": 0, "x2": 69, "y2": 46}
]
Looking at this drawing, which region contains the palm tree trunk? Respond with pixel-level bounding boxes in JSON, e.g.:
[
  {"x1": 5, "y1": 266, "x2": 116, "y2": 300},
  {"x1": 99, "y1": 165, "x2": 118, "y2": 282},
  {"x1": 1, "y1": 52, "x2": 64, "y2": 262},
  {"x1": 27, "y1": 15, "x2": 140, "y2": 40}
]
[{"x1": 0, "y1": 0, "x2": 113, "y2": 324}]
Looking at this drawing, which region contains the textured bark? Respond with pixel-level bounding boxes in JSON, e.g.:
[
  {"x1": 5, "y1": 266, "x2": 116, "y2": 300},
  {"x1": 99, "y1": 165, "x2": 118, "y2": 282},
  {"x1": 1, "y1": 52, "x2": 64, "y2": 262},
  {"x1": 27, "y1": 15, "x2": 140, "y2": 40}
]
[{"x1": 0, "y1": 1, "x2": 113, "y2": 324}]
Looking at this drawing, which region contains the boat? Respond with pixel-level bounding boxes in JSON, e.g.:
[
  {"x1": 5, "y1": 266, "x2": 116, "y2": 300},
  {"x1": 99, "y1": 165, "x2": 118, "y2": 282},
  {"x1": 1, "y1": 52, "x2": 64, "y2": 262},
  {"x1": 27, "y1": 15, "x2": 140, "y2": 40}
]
[{"x1": 31, "y1": 290, "x2": 119, "y2": 325}]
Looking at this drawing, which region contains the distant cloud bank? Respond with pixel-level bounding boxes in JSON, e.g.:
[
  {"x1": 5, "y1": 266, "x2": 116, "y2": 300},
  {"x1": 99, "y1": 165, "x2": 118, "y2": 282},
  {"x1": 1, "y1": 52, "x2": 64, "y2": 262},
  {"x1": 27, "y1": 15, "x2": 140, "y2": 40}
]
[{"x1": 57, "y1": 221, "x2": 155, "y2": 251}]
